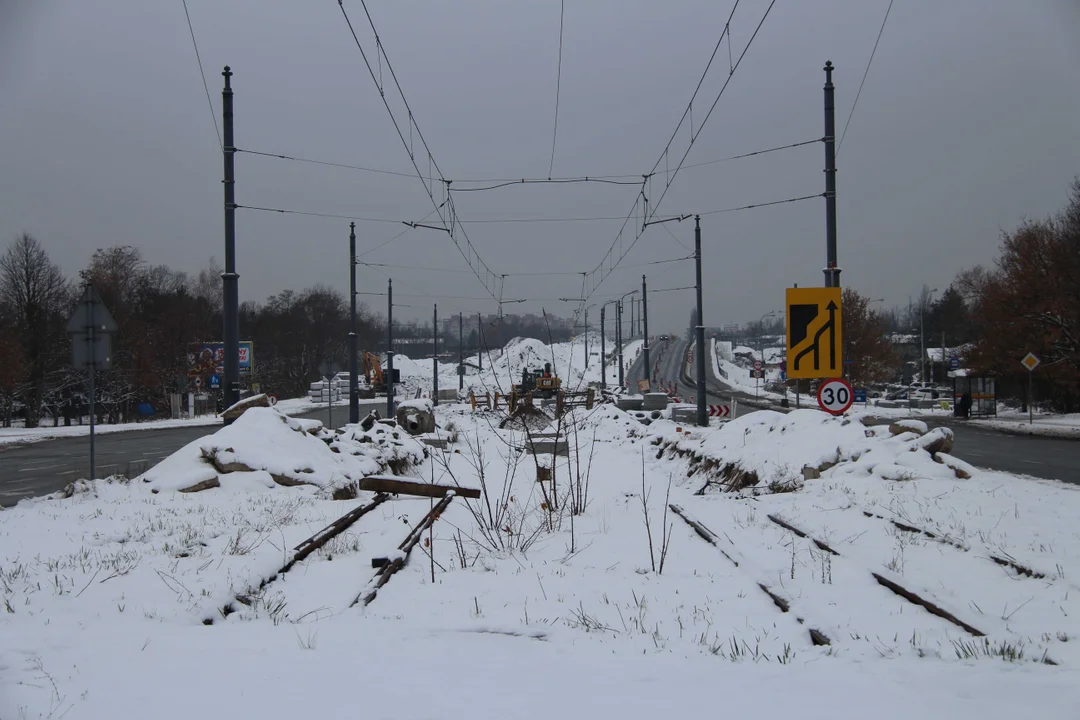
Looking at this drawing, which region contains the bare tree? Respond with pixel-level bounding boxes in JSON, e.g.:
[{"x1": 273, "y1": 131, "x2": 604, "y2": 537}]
[{"x1": 0, "y1": 234, "x2": 72, "y2": 426}]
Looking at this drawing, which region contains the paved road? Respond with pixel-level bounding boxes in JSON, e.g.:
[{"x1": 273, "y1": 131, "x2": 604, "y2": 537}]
[{"x1": 0, "y1": 399, "x2": 389, "y2": 508}]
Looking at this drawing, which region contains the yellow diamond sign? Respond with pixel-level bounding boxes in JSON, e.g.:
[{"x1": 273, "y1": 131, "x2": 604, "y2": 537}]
[{"x1": 1021, "y1": 352, "x2": 1040, "y2": 372}]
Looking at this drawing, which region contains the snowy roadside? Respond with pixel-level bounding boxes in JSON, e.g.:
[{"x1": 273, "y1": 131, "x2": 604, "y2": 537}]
[
  {"x1": 3, "y1": 402, "x2": 1078, "y2": 718},
  {"x1": 0, "y1": 414, "x2": 223, "y2": 448},
  {"x1": 970, "y1": 413, "x2": 1080, "y2": 440}
]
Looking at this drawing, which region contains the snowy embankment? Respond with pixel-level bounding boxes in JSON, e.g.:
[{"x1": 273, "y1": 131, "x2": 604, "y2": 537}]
[
  {"x1": 971, "y1": 413, "x2": 1080, "y2": 440},
  {"x1": 711, "y1": 338, "x2": 783, "y2": 400},
  {"x1": 3, "y1": 401, "x2": 1078, "y2": 717},
  {"x1": 0, "y1": 414, "x2": 222, "y2": 448}
]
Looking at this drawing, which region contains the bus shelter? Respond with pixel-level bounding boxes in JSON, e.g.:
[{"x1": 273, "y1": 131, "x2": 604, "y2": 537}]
[{"x1": 948, "y1": 370, "x2": 996, "y2": 417}]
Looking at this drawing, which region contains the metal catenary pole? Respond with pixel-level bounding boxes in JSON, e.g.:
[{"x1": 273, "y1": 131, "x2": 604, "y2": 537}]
[
  {"x1": 823, "y1": 60, "x2": 840, "y2": 289},
  {"x1": 641, "y1": 275, "x2": 650, "y2": 390},
  {"x1": 695, "y1": 215, "x2": 707, "y2": 427},
  {"x1": 327, "y1": 367, "x2": 332, "y2": 430},
  {"x1": 600, "y1": 305, "x2": 607, "y2": 389},
  {"x1": 616, "y1": 300, "x2": 624, "y2": 388},
  {"x1": 458, "y1": 312, "x2": 464, "y2": 391},
  {"x1": 583, "y1": 307, "x2": 589, "y2": 367},
  {"x1": 387, "y1": 278, "x2": 394, "y2": 418},
  {"x1": 86, "y1": 298, "x2": 96, "y2": 480},
  {"x1": 349, "y1": 222, "x2": 359, "y2": 424},
  {"x1": 432, "y1": 304, "x2": 439, "y2": 406},
  {"x1": 221, "y1": 66, "x2": 241, "y2": 418},
  {"x1": 477, "y1": 312, "x2": 482, "y2": 371}
]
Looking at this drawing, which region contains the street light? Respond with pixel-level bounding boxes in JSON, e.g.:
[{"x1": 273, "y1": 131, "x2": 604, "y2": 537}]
[
  {"x1": 618, "y1": 290, "x2": 639, "y2": 389},
  {"x1": 921, "y1": 289, "x2": 937, "y2": 386},
  {"x1": 560, "y1": 299, "x2": 594, "y2": 367},
  {"x1": 600, "y1": 299, "x2": 619, "y2": 389}
]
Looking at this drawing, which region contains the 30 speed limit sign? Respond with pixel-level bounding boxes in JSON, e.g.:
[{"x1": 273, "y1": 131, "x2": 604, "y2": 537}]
[{"x1": 817, "y1": 378, "x2": 854, "y2": 415}]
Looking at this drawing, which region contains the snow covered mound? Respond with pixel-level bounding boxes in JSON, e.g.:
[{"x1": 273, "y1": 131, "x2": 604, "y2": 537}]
[
  {"x1": 138, "y1": 407, "x2": 425, "y2": 495},
  {"x1": 562, "y1": 403, "x2": 645, "y2": 442},
  {"x1": 331, "y1": 421, "x2": 427, "y2": 476},
  {"x1": 653, "y1": 409, "x2": 972, "y2": 491}
]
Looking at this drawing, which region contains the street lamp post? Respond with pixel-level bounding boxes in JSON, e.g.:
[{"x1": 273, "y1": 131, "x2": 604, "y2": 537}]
[
  {"x1": 920, "y1": 289, "x2": 937, "y2": 387},
  {"x1": 617, "y1": 290, "x2": 638, "y2": 390}
]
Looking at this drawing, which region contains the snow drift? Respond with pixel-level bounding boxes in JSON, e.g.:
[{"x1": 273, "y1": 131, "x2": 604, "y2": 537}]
[
  {"x1": 137, "y1": 407, "x2": 426, "y2": 495},
  {"x1": 652, "y1": 409, "x2": 972, "y2": 491}
]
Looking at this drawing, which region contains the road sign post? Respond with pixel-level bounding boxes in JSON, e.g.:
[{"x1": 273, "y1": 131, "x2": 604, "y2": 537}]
[
  {"x1": 817, "y1": 377, "x2": 853, "y2": 415},
  {"x1": 786, "y1": 287, "x2": 843, "y2": 379},
  {"x1": 1021, "y1": 352, "x2": 1040, "y2": 424},
  {"x1": 66, "y1": 284, "x2": 117, "y2": 482}
]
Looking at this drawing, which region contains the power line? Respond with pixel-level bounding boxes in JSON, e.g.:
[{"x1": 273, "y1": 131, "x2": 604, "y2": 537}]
[
  {"x1": 698, "y1": 191, "x2": 823, "y2": 215},
  {"x1": 235, "y1": 203, "x2": 403, "y2": 224},
  {"x1": 359, "y1": 261, "x2": 475, "y2": 274},
  {"x1": 235, "y1": 148, "x2": 417, "y2": 179},
  {"x1": 239, "y1": 196, "x2": 815, "y2": 226},
  {"x1": 837, "y1": 0, "x2": 895, "y2": 155},
  {"x1": 549, "y1": 0, "x2": 565, "y2": 177},
  {"x1": 660, "y1": 221, "x2": 692, "y2": 252},
  {"x1": 679, "y1": 138, "x2": 821, "y2": 171},
  {"x1": 449, "y1": 177, "x2": 642, "y2": 193},
  {"x1": 358, "y1": 208, "x2": 439, "y2": 257},
  {"x1": 181, "y1": 0, "x2": 221, "y2": 150},
  {"x1": 231, "y1": 138, "x2": 816, "y2": 185}
]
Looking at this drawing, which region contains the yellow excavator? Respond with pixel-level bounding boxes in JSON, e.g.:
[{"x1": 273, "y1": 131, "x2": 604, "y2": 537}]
[
  {"x1": 514, "y1": 362, "x2": 561, "y2": 399},
  {"x1": 363, "y1": 352, "x2": 385, "y2": 395}
]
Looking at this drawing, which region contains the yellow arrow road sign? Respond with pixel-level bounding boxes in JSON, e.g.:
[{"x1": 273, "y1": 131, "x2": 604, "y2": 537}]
[{"x1": 786, "y1": 287, "x2": 843, "y2": 379}]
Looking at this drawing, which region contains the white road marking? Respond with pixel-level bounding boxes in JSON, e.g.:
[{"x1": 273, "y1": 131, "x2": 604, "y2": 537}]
[
  {"x1": 19, "y1": 464, "x2": 61, "y2": 472},
  {"x1": 1020, "y1": 459, "x2": 1045, "y2": 465}
]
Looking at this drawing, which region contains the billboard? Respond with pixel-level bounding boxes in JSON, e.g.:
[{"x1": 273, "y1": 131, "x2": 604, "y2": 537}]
[{"x1": 188, "y1": 341, "x2": 254, "y2": 378}]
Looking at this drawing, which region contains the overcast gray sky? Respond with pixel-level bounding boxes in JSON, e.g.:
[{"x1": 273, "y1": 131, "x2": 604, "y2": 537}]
[{"x1": 2, "y1": 1, "x2": 1079, "y2": 333}]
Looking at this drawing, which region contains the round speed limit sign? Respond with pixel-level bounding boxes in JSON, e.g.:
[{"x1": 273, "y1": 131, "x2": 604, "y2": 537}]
[{"x1": 817, "y1": 378, "x2": 854, "y2": 415}]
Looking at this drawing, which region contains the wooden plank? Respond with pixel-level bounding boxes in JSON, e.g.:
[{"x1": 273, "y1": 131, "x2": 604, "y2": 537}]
[{"x1": 356, "y1": 475, "x2": 480, "y2": 499}]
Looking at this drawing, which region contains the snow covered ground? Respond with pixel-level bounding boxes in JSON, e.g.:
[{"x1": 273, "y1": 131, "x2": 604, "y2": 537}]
[
  {"x1": 3, "y1": 403, "x2": 1078, "y2": 718},
  {"x1": 971, "y1": 412, "x2": 1080, "y2": 439}
]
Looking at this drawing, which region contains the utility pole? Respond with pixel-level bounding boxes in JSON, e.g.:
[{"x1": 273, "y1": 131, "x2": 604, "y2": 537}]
[
  {"x1": 477, "y1": 312, "x2": 482, "y2": 371},
  {"x1": 617, "y1": 300, "x2": 624, "y2": 388},
  {"x1": 349, "y1": 222, "x2": 359, "y2": 424},
  {"x1": 584, "y1": 307, "x2": 589, "y2": 368},
  {"x1": 458, "y1": 312, "x2": 464, "y2": 391},
  {"x1": 386, "y1": 278, "x2": 394, "y2": 418},
  {"x1": 695, "y1": 215, "x2": 706, "y2": 427},
  {"x1": 641, "y1": 275, "x2": 650, "y2": 389},
  {"x1": 432, "y1": 304, "x2": 439, "y2": 406},
  {"x1": 600, "y1": 305, "x2": 607, "y2": 388},
  {"x1": 221, "y1": 66, "x2": 240, "y2": 418},
  {"x1": 823, "y1": 60, "x2": 840, "y2": 288},
  {"x1": 630, "y1": 298, "x2": 636, "y2": 340}
]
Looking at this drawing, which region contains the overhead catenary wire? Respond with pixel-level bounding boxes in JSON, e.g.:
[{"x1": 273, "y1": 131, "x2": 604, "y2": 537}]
[
  {"x1": 237, "y1": 193, "x2": 817, "y2": 227},
  {"x1": 231, "y1": 138, "x2": 819, "y2": 186},
  {"x1": 643, "y1": 0, "x2": 779, "y2": 224},
  {"x1": 837, "y1": 0, "x2": 895, "y2": 155},
  {"x1": 449, "y1": 177, "x2": 643, "y2": 192},
  {"x1": 548, "y1": 0, "x2": 565, "y2": 177},
  {"x1": 181, "y1": 0, "x2": 221, "y2": 150},
  {"x1": 581, "y1": 0, "x2": 780, "y2": 303},
  {"x1": 337, "y1": 0, "x2": 500, "y2": 300}
]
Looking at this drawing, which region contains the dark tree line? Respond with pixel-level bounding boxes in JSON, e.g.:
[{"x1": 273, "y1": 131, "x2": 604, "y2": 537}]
[{"x1": 0, "y1": 234, "x2": 578, "y2": 427}]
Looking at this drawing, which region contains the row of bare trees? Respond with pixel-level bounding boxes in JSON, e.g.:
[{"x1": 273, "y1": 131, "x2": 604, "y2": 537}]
[{"x1": 0, "y1": 234, "x2": 580, "y2": 427}]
